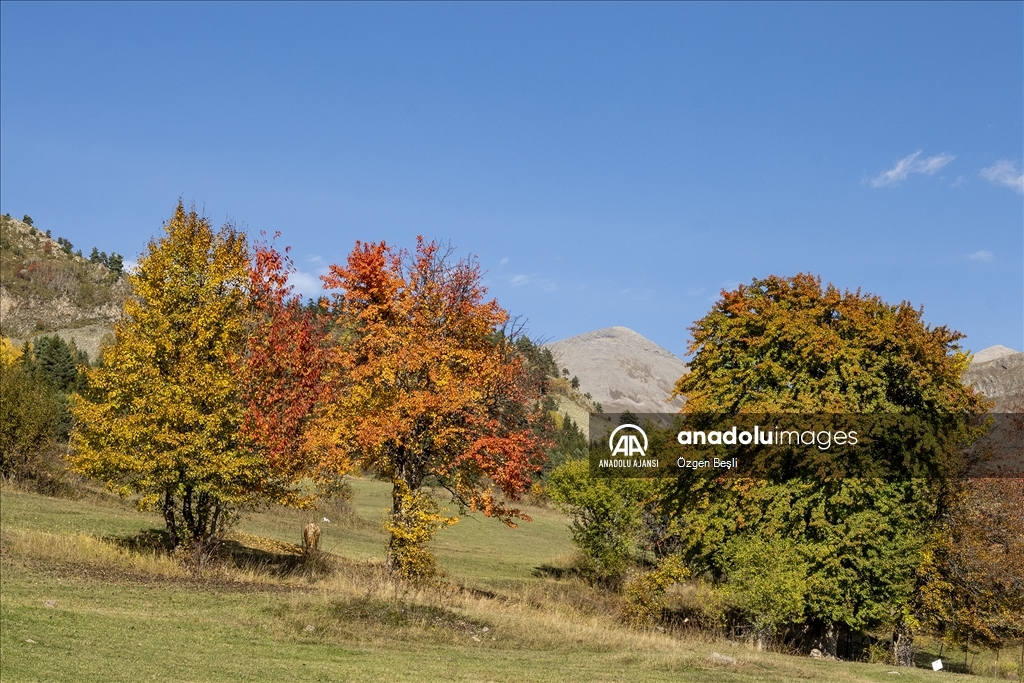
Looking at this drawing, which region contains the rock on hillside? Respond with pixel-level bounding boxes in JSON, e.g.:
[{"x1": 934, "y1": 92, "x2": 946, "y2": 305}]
[
  {"x1": 964, "y1": 345, "x2": 1024, "y2": 411},
  {"x1": 0, "y1": 214, "x2": 128, "y2": 361},
  {"x1": 545, "y1": 326, "x2": 688, "y2": 414}
]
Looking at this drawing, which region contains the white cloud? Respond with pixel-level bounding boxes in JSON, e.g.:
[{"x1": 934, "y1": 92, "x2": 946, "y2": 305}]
[
  {"x1": 500, "y1": 257, "x2": 509, "y2": 266},
  {"x1": 869, "y1": 151, "x2": 955, "y2": 188},
  {"x1": 915, "y1": 153, "x2": 954, "y2": 175},
  {"x1": 288, "y1": 268, "x2": 330, "y2": 299},
  {"x1": 968, "y1": 250, "x2": 994, "y2": 262},
  {"x1": 980, "y1": 160, "x2": 1024, "y2": 194}
]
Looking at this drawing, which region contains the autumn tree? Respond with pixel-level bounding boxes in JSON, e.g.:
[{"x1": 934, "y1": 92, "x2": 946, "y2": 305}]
[
  {"x1": 918, "y1": 475, "x2": 1024, "y2": 659},
  {"x1": 70, "y1": 204, "x2": 328, "y2": 551},
  {"x1": 317, "y1": 238, "x2": 549, "y2": 578},
  {"x1": 239, "y1": 235, "x2": 343, "y2": 503},
  {"x1": 668, "y1": 273, "x2": 988, "y2": 661}
]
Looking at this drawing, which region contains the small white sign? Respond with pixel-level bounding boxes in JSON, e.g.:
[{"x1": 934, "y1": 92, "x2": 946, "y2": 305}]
[{"x1": 932, "y1": 659, "x2": 943, "y2": 671}]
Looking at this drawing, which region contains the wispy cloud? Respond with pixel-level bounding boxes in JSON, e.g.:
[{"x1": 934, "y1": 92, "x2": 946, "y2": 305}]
[
  {"x1": 968, "y1": 250, "x2": 994, "y2": 262},
  {"x1": 980, "y1": 160, "x2": 1024, "y2": 194},
  {"x1": 509, "y1": 273, "x2": 557, "y2": 292},
  {"x1": 869, "y1": 151, "x2": 955, "y2": 188}
]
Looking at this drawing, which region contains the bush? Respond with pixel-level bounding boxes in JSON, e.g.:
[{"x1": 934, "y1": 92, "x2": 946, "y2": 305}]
[
  {"x1": 0, "y1": 361, "x2": 63, "y2": 483},
  {"x1": 548, "y1": 459, "x2": 653, "y2": 585},
  {"x1": 0, "y1": 338, "x2": 86, "y2": 495},
  {"x1": 724, "y1": 534, "x2": 808, "y2": 647},
  {"x1": 383, "y1": 481, "x2": 457, "y2": 581},
  {"x1": 622, "y1": 554, "x2": 690, "y2": 627}
]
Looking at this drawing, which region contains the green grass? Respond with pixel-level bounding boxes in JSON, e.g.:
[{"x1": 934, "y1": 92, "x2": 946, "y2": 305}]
[
  {"x1": 1, "y1": 482, "x2": 1017, "y2": 682},
  {"x1": 0, "y1": 488, "x2": 164, "y2": 538},
  {"x1": 227, "y1": 478, "x2": 572, "y2": 584}
]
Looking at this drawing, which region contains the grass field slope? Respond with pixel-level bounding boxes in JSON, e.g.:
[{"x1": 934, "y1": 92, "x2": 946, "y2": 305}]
[{"x1": 2, "y1": 480, "x2": 1010, "y2": 682}]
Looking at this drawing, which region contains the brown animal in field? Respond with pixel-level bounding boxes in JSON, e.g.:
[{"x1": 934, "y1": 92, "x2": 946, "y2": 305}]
[{"x1": 302, "y1": 523, "x2": 321, "y2": 553}]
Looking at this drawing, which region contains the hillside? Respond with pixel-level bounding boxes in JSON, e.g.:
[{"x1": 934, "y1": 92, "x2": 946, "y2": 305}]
[
  {"x1": 0, "y1": 215, "x2": 128, "y2": 361},
  {"x1": 545, "y1": 326, "x2": 687, "y2": 415}
]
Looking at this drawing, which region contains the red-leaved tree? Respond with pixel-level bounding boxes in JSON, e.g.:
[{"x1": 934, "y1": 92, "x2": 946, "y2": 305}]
[{"x1": 240, "y1": 235, "x2": 345, "y2": 506}]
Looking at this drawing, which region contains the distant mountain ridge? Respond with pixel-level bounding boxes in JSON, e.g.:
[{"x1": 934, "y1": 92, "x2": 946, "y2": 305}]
[
  {"x1": 965, "y1": 345, "x2": 1024, "y2": 411},
  {"x1": 971, "y1": 345, "x2": 1018, "y2": 364}
]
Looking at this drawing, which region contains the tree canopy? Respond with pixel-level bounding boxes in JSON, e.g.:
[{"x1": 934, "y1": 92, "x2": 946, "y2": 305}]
[
  {"x1": 316, "y1": 238, "x2": 550, "y2": 577},
  {"x1": 674, "y1": 273, "x2": 982, "y2": 415},
  {"x1": 667, "y1": 274, "x2": 988, "y2": 659},
  {"x1": 69, "y1": 204, "x2": 325, "y2": 551}
]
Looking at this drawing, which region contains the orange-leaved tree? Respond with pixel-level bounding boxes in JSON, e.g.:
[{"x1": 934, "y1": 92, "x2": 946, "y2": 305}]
[
  {"x1": 318, "y1": 238, "x2": 549, "y2": 578},
  {"x1": 70, "y1": 205, "x2": 333, "y2": 551}
]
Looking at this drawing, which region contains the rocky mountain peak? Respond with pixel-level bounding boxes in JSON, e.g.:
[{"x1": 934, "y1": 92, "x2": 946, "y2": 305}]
[{"x1": 544, "y1": 326, "x2": 688, "y2": 414}]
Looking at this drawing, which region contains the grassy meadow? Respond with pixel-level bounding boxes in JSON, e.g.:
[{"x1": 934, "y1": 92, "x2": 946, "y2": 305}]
[{"x1": 1, "y1": 480, "x2": 1018, "y2": 682}]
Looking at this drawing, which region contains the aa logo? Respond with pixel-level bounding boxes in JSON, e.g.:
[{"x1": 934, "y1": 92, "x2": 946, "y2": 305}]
[{"x1": 609, "y1": 424, "x2": 648, "y2": 458}]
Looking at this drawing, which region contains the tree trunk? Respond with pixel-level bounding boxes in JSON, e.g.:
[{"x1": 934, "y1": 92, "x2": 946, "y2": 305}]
[
  {"x1": 893, "y1": 620, "x2": 914, "y2": 667},
  {"x1": 163, "y1": 483, "x2": 225, "y2": 556},
  {"x1": 163, "y1": 489, "x2": 179, "y2": 548},
  {"x1": 182, "y1": 486, "x2": 196, "y2": 539},
  {"x1": 386, "y1": 480, "x2": 405, "y2": 574},
  {"x1": 808, "y1": 621, "x2": 839, "y2": 658},
  {"x1": 386, "y1": 446, "x2": 421, "y2": 574}
]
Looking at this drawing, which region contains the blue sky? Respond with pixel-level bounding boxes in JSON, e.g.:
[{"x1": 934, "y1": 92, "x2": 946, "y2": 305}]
[{"x1": 2, "y1": 2, "x2": 1021, "y2": 358}]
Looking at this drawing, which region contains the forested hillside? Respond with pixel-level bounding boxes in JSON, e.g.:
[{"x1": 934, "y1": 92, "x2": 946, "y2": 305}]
[{"x1": 0, "y1": 214, "x2": 128, "y2": 361}]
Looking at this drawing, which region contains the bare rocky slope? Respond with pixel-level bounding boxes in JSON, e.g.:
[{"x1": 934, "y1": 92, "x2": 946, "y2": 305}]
[
  {"x1": 545, "y1": 326, "x2": 688, "y2": 414},
  {"x1": 0, "y1": 215, "x2": 128, "y2": 361},
  {"x1": 964, "y1": 346, "x2": 1024, "y2": 411}
]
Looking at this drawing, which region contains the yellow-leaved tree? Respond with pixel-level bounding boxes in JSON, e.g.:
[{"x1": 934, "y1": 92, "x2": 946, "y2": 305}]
[{"x1": 70, "y1": 203, "x2": 264, "y2": 551}]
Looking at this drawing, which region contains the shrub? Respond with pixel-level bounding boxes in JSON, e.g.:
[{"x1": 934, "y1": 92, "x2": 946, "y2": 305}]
[
  {"x1": 0, "y1": 361, "x2": 61, "y2": 480},
  {"x1": 622, "y1": 554, "x2": 690, "y2": 627},
  {"x1": 724, "y1": 534, "x2": 808, "y2": 647},
  {"x1": 548, "y1": 459, "x2": 652, "y2": 585},
  {"x1": 382, "y1": 481, "x2": 457, "y2": 581}
]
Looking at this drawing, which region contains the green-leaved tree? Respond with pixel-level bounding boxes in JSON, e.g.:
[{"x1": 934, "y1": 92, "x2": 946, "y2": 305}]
[{"x1": 669, "y1": 273, "x2": 987, "y2": 662}]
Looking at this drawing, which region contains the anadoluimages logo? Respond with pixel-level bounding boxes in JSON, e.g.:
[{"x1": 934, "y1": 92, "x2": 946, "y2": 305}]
[{"x1": 608, "y1": 424, "x2": 648, "y2": 457}]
